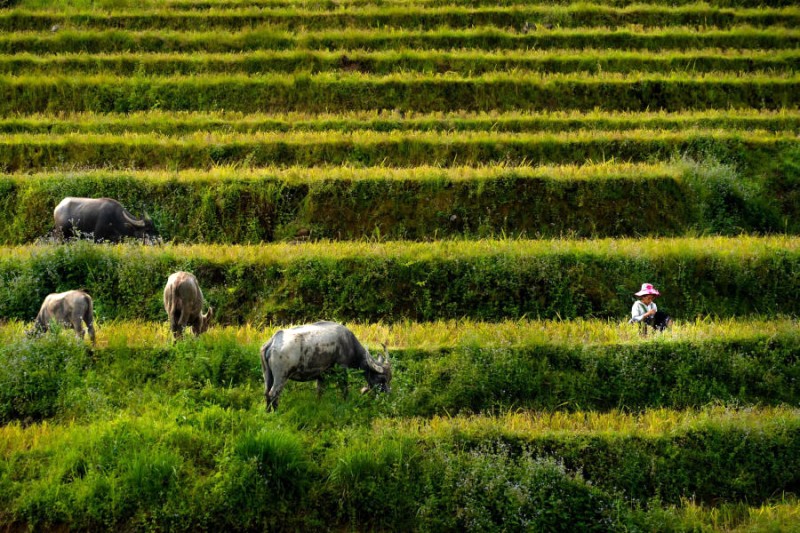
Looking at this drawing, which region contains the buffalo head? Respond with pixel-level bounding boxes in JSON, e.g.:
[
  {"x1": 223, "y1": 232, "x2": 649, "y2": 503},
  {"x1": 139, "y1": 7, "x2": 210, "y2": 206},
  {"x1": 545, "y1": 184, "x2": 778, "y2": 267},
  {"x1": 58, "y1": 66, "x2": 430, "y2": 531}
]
[
  {"x1": 198, "y1": 306, "x2": 214, "y2": 334},
  {"x1": 362, "y1": 343, "x2": 392, "y2": 394}
]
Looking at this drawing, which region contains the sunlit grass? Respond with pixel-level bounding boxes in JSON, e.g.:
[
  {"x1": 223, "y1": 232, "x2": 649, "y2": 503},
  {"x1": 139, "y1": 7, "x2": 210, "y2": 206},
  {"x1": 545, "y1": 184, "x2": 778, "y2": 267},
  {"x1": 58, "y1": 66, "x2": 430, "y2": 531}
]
[
  {"x1": 374, "y1": 405, "x2": 800, "y2": 438},
  {"x1": 1, "y1": 48, "x2": 797, "y2": 77},
  {"x1": 2, "y1": 316, "x2": 798, "y2": 350},
  {"x1": 1, "y1": 108, "x2": 799, "y2": 135},
  {"x1": 3, "y1": 235, "x2": 798, "y2": 265},
  {"x1": 1, "y1": 162, "x2": 684, "y2": 185}
]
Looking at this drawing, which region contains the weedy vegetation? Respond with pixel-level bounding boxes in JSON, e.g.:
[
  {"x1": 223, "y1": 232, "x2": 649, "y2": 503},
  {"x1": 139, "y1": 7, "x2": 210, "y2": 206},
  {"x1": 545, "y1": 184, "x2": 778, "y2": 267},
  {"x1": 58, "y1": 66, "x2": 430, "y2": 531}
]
[{"x1": 1, "y1": 0, "x2": 799, "y2": 529}]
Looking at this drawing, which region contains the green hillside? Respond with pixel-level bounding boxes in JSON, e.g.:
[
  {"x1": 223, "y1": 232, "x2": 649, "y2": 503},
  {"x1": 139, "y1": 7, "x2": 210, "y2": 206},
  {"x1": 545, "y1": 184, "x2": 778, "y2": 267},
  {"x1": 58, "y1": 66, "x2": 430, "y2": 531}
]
[{"x1": 0, "y1": 0, "x2": 798, "y2": 530}]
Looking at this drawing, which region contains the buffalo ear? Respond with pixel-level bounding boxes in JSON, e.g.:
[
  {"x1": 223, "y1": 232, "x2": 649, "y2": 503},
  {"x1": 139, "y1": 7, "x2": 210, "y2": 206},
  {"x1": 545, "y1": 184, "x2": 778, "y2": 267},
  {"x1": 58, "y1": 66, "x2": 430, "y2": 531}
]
[{"x1": 380, "y1": 342, "x2": 390, "y2": 365}]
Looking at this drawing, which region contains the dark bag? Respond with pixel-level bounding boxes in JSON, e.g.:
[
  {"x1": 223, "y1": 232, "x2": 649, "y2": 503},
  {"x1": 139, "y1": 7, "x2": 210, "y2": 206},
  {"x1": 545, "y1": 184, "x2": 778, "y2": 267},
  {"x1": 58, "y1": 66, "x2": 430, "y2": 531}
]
[{"x1": 644, "y1": 311, "x2": 671, "y2": 331}]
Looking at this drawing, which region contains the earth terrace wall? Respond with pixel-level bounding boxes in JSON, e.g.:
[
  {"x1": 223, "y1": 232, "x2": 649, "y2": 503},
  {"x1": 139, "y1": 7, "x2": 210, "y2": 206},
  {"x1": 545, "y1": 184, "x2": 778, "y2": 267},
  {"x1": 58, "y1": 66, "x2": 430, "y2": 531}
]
[
  {"x1": 3, "y1": 73, "x2": 798, "y2": 114},
  {"x1": 1, "y1": 400, "x2": 797, "y2": 530},
  {"x1": 3, "y1": 110, "x2": 799, "y2": 135},
  {"x1": 0, "y1": 129, "x2": 797, "y2": 170},
  {"x1": 3, "y1": 6, "x2": 799, "y2": 32},
  {"x1": 4, "y1": 49, "x2": 800, "y2": 76},
  {"x1": 0, "y1": 162, "x2": 792, "y2": 243},
  {"x1": 169, "y1": 0, "x2": 800, "y2": 9},
  {"x1": 0, "y1": 238, "x2": 798, "y2": 323},
  {"x1": 4, "y1": 27, "x2": 799, "y2": 54}
]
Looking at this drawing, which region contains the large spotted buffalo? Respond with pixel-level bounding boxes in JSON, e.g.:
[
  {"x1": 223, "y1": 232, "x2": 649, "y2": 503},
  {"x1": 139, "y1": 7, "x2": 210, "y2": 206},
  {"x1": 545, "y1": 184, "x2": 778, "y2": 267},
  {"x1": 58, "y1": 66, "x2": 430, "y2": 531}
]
[{"x1": 259, "y1": 321, "x2": 392, "y2": 410}]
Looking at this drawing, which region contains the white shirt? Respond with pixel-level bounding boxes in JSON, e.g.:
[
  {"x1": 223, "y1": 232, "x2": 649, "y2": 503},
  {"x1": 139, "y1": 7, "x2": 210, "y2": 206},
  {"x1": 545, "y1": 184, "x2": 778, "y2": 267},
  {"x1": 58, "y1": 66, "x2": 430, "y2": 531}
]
[{"x1": 630, "y1": 300, "x2": 657, "y2": 323}]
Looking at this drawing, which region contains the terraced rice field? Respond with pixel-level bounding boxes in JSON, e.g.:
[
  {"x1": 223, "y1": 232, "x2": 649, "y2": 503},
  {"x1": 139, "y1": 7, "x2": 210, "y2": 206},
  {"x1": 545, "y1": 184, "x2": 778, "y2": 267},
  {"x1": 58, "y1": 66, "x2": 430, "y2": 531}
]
[{"x1": 0, "y1": 0, "x2": 798, "y2": 530}]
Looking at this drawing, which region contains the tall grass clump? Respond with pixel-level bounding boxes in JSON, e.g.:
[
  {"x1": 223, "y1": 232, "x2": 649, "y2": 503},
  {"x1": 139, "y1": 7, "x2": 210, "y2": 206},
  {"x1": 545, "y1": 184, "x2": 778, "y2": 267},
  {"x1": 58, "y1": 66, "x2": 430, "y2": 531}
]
[
  {"x1": 678, "y1": 154, "x2": 781, "y2": 234},
  {"x1": 205, "y1": 428, "x2": 311, "y2": 530},
  {"x1": 0, "y1": 333, "x2": 90, "y2": 423},
  {"x1": 325, "y1": 434, "x2": 422, "y2": 529}
]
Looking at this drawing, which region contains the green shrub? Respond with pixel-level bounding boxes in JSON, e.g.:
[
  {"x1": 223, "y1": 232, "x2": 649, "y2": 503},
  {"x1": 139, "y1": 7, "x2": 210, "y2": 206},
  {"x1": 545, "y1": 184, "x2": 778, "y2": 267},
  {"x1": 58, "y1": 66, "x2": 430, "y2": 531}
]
[
  {"x1": 399, "y1": 334, "x2": 800, "y2": 414},
  {"x1": 0, "y1": 334, "x2": 90, "y2": 422},
  {"x1": 417, "y1": 443, "x2": 621, "y2": 531},
  {"x1": 202, "y1": 428, "x2": 311, "y2": 530}
]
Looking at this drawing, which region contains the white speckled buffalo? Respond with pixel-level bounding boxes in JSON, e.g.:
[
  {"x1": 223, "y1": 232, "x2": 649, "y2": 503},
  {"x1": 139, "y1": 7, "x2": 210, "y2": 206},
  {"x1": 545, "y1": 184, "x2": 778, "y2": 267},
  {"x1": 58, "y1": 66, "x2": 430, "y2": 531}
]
[
  {"x1": 28, "y1": 290, "x2": 96, "y2": 345},
  {"x1": 163, "y1": 271, "x2": 213, "y2": 339},
  {"x1": 54, "y1": 197, "x2": 157, "y2": 243},
  {"x1": 259, "y1": 321, "x2": 392, "y2": 410}
]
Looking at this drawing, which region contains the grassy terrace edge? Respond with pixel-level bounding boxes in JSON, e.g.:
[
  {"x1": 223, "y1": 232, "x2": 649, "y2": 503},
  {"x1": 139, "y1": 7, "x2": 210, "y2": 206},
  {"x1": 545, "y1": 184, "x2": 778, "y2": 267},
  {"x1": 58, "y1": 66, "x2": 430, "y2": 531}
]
[
  {"x1": 0, "y1": 129, "x2": 797, "y2": 170},
  {"x1": 3, "y1": 72, "x2": 798, "y2": 113},
  {"x1": 4, "y1": 27, "x2": 799, "y2": 53},
  {"x1": 1, "y1": 237, "x2": 799, "y2": 323},
  {"x1": 2, "y1": 109, "x2": 800, "y2": 134},
  {"x1": 3, "y1": 316, "x2": 798, "y2": 416},
  {"x1": 1, "y1": 157, "x2": 798, "y2": 242},
  {"x1": 14, "y1": 0, "x2": 800, "y2": 8},
  {"x1": 4, "y1": 49, "x2": 799, "y2": 76},
  {"x1": 3, "y1": 5, "x2": 799, "y2": 32},
  {"x1": 1, "y1": 399, "x2": 798, "y2": 530}
]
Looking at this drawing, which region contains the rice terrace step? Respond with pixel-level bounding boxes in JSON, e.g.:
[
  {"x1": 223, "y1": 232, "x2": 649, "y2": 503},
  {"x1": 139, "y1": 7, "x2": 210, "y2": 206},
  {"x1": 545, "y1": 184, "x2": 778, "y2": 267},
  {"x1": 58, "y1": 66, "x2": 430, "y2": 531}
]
[{"x1": 0, "y1": 0, "x2": 798, "y2": 530}]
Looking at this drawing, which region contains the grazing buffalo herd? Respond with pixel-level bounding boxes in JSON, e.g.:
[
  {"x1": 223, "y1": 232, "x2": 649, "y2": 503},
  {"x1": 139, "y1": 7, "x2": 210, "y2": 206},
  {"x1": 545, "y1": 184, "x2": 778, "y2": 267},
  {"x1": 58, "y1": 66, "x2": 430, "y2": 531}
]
[{"x1": 27, "y1": 197, "x2": 393, "y2": 410}]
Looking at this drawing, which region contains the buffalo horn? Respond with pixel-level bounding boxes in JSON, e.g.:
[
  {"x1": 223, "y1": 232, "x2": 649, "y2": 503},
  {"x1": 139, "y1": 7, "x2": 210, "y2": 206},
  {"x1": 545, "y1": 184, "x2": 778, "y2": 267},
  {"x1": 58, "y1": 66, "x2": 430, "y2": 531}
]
[{"x1": 366, "y1": 351, "x2": 385, "y2": 374}]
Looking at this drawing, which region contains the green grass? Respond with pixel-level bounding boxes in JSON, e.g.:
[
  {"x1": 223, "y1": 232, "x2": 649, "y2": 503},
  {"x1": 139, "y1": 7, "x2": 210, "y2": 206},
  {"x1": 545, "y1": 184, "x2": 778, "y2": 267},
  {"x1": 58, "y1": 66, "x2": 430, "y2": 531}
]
[
  {"x1": 3, "y1": 71, "x2": 797, "y2": 114},
  {"x1": 0, "y1": 381, "x2": 797, "y2": 530},
  {"x1": 1, "y1": 237, "x2": 799, "y2": 323},
  {"x1": 0, "y1": 127, "x2": 797, "y2": 170},
  {"x1": 1, "y1": 156, "x2": 795, "y2": 242},
  {"x1": 14, "y1": 0, "x2": 800, "y2": 8},
  {"x1": 3, "y1": 109, "x2": 799, "y2": 135},
  {"x1": 2, "y1": 0, "x2": 799, "y2": 528},
  {"x1": 1, "y1": 315, "x2": 799, "y2": 521},
  {"x1": 4, "y1": 316, "x2": 799, "y2": 350},
  {"x1": 3, "y1": 48, "x2": 799, "y2": 76},
  {"x1": 3, "y1": 5, "x2": 799, "y2": 32},
  {"x1": 3, "y1": 26, "x2": 800, "y2": 54}
]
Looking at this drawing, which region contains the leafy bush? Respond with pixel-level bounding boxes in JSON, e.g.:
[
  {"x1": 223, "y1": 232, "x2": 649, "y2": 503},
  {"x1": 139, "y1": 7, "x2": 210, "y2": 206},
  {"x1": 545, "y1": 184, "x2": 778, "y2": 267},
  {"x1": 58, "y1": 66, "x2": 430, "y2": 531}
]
[
  {"x1": 0, "y1": 334, "x2": 90, "y2": 422},
  {"x1": 418, "y1": 443, "x2": 621, "y2": 531}
]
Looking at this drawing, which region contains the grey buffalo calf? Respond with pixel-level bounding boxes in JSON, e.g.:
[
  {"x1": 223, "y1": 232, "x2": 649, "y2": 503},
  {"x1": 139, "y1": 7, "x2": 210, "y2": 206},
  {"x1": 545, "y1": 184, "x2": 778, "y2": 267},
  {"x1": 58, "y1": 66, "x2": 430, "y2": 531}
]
[
  {"x1": 54, "y1": 197, "x2": 157, "y2": 243},
  {"x1": 163, "y1": 271, "x2": 213, "y2": 339},
  {"x1": 28, "y1": 290, "x2": 96, "y2": 345},
  {"x1": 259, "y1": 321, "x2": 392, "y2": 410}
]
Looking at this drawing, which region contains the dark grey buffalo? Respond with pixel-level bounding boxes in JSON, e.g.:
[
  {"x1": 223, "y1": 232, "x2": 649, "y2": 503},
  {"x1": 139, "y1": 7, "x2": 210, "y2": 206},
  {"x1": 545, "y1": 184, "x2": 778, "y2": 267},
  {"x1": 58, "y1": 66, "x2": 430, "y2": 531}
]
[
  {"x1": 28, "y1": 290, "x2": 96, "y2": 345},
  {"x1": 54, "y1": 197, "x2": 157, "y2": 243},
  {"x1": 259, "y1": 321, "x2": 392, "y2": 410},
  {"x1": 163, "y1": 271, "x2": 213, "y2": 339}
]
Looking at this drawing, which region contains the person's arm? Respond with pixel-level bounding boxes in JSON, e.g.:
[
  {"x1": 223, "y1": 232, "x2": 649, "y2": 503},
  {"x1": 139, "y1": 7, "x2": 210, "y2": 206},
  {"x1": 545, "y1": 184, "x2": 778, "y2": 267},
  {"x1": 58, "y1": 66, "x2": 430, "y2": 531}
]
[
  {"x1": 631, "y1": 301, "x2": 647, "y2": 322},
  {"x1": 631, "y1": 301, "x2": 657, "y2": 322}
]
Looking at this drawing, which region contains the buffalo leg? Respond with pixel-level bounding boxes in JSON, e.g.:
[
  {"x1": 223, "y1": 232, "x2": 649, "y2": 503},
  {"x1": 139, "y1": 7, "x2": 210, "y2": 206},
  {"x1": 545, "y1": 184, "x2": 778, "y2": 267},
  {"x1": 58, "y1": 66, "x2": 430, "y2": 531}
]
[
  {"x1": 190, "y1": 317, "x2": 201, "y2": 337},
  {"x1": 170, "y1": 310, "x2": 183, "y2": 339},
  {"x1": 261, "y1": 364, "x2": 273, "y2": 410},
  {"x1": 267, "y1": 380, "x2": 286, "y2": 411},
  {"x1": 85, "y1": 316, "x2": 96, "y2": 346},
  {"x1": 316, "y1": 379, "x2": 323, "y2": 398},
  {"x1": 69, "y1": 312, "x2": 85, "y2": 341}
]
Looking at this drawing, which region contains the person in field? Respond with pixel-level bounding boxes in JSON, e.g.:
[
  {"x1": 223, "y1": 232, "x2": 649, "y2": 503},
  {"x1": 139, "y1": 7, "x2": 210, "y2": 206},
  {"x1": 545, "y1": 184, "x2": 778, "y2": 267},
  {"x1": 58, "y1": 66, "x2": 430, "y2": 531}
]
[{"x1": 629, "y1": 283, "x2": 672, "y2": 332}]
